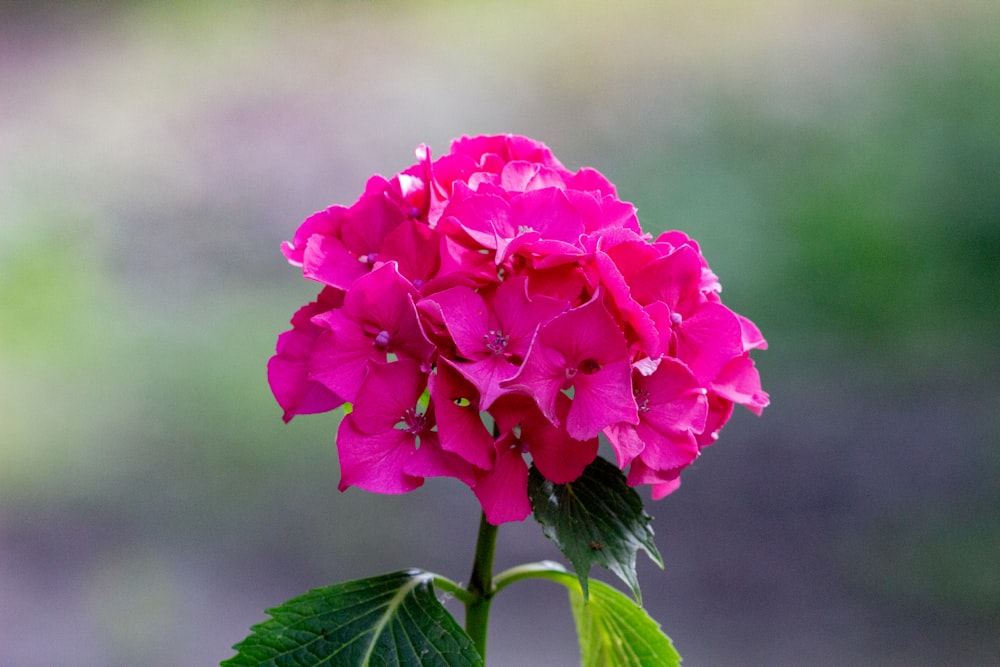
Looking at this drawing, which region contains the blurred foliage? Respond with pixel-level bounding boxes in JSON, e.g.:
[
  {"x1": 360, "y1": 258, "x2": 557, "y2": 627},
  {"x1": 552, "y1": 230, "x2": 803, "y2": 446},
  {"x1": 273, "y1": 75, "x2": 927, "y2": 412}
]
[{"x1": 617, "y1": 16, "x2": 1000, "y2": 376}]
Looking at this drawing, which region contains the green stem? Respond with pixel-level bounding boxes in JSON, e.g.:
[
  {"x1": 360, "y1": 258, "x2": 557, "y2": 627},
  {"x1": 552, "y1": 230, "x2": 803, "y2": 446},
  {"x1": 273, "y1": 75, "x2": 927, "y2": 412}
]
[
  {"x1": 429, "y1": 573, "x2": 476, "y2": 605},
  {"x1": 465, "y1": 511, "x2": 499, "y2": 662},
  {"x1": 493, "y1": 560, "x2": 572, "y2": 594}
]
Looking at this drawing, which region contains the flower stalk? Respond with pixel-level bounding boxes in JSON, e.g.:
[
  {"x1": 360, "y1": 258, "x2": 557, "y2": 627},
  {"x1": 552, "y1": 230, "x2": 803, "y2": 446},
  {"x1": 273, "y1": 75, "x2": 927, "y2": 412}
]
[{"x1": 464, "y1": 512, "x2": 499, "y2": 661}]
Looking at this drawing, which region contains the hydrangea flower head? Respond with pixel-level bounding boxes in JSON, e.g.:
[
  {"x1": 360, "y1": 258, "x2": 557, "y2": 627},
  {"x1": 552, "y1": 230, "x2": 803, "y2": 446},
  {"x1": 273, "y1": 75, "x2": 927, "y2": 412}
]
[{"x1": 269, "y1": 134, "x2": 768, "y2": 524}]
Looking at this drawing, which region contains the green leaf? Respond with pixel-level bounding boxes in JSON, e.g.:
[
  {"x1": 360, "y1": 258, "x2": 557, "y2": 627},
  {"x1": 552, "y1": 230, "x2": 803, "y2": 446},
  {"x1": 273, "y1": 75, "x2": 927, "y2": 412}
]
[
  {"x1": 568, "y1": 577, "x2": 682, "y2": 667},
  {"x1": 222, "y1": 570, "x2": 482, "y2": 667},
  {"x1": 528, "y1": 456, "x2": 663, "y2": 602}
]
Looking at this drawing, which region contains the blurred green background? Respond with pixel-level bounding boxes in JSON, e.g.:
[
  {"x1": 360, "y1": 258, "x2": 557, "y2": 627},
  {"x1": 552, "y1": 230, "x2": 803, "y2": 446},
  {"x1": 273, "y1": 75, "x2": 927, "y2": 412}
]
[{"x1": 1, "y1": 2, "x2": 998, "y2": 665}]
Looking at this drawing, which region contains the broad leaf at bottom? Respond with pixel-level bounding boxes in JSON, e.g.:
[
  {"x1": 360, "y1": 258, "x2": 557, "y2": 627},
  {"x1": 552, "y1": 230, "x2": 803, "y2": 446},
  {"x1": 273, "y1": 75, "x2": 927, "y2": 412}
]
[{"x1": 222, "y1": 570, "x2": 482, "y2": 667}]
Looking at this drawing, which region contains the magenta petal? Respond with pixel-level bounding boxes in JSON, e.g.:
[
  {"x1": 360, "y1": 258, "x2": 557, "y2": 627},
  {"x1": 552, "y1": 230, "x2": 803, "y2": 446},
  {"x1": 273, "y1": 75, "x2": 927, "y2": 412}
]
[
  {"x1": 378, "y1": 219, "x2": 441, "y2": 288},
  {"x1": 629, "y1": 245, "x2": 704, "y2": 312},
  {"x1": 431, "y1": 234, "x2": 499, "y2": 289},
  {"x1": 626, "y1": 457, "x2": 684, "y2": 490},
  {"x1": 506, "y1": 296, "x2": 637, "y2": 438},
  {"x1": 343, "y1": 265, "x2": 423, "y2": 340},
  {"x1": 403, "y1": 431, "x2": 477, "y2": 487},
  {"x1": 315, "y1": 263, "x2": 434, "y2": 382},
  {"x1": 302, "y1": 234, "x2": 368, "y2": 290},
  {"x1": 698, "y1": 393, "x2": 736, "y2": 448},
  {"x1": 603, "y1": 422, "x2": 646, "y2": 469},
  {"x1": 268, "y1": 350, "x2": 343, "y2": 422},
  {"x1": 510, "y1": 188, "x2": 584, "y2": 245},
  {"x1": 336, "y1": 414, "x2": 423, "y2": 494},
  {"x1": 439, "y1": 188, "x2": 514, "y2": 250},
  {"x1": 339, "y1": 185, "x2": 406, "y2": 259},
  {"x1": 308, "y1": 316, "x2": 381, "y2": 403},
  {"x1": 424, "y1": 286, "x2": 489, "y2": 359},
  {"x1": 501, "y1": 333, "x2": 567, "y2": 426},
  {"x1": 493, "y1": 276, "x2": 568, "y2": 355},
  {"x1": 431, "y1": 360, "x2": 496, "y2": 469},
  {"x1": 650, "y1": 476, "x2": 682, "y2": 500},
  {"x1": 636, "y1": 358, "x2": 708, "y2": 436},
  {"x1": 565, "y1": 167, "x2": 618, "y2": 198},
  {"x1": 595, "y1": 251, "x2": 660, "y2": 358},
  {"x1": 712, "y1": 353, "x2": 770, "y2": 416},
  {"x1": 282, "y1": 206, "x2": 345, "y2": 267},
  {"x1": 488, "y1": 393, "x2": 537, "y2": 435},
  {"x1": 737, "y1": 313, "x2": 768, "y2": 351},
  {"x1": 349, "y1": 359, "x2": 427, "y2": 435},
  {"x1": 635, "y1": 428, "x2": 699, "y2": 471},
  {"x1": 473, "y1": 435, "x2": 531, "y2": 525},
  {"x1": 675, "y1": 302, "x2": 744, "y2": 384},
  {"x1": 522, "y1": 397, "x2": 597, "y2": 484},
  {"x1": 455, "y1": 355, "x2": 519, "y2": 410},
  {"x1": 267, "y1": 290, "x2": 346, "y2": 422},
  {"x1": 569, "y1": 357, "x2": 638, "y2": 440}
]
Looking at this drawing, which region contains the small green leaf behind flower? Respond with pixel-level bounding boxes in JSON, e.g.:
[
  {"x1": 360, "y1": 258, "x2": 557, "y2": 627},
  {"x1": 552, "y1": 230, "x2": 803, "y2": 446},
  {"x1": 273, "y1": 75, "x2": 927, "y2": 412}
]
[
  {"x1": 221, "y1": 570, "x2": 482, "y2": 667},
  {"x1": 528, "y1": 456, "x2": 663, "y2": 602}
]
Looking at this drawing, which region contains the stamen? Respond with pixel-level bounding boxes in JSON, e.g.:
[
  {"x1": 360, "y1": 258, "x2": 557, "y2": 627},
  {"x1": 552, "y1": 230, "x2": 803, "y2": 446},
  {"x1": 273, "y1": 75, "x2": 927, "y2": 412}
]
[
  {"x1": 400, "y1": 407, "x2": 427, "y2": 434},
  {"x1": 374, "y1": 330, "x2": 391, "y2": 349},
  {"x1": 483, "y1": 329, "x2": 510, "y2": 355}
]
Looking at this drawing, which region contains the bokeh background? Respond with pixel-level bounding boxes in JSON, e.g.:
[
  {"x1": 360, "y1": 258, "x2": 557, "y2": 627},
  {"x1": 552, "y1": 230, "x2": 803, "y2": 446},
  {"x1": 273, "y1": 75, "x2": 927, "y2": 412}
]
[{"x1": 2, "y1": 1, "x2": 998, "y2": 665}]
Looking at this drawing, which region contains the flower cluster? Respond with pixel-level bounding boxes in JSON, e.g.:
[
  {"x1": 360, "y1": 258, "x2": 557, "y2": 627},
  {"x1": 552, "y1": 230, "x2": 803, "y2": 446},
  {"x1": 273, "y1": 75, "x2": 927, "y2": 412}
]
[{"x1": 268, "y1": 135, "x2": 768, "y2": 524}]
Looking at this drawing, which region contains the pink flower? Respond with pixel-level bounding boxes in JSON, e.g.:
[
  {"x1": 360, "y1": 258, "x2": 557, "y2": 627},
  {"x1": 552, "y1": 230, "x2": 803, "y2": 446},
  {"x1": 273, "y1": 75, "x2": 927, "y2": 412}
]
[
  {"x1": 422, "y1": 276, "x2": 567, "y2": 409},
  {"x1": 269, "y1": 134, "x2": 768, "y2": 522},
  {"x1": 267, "y1": 287, "x2": 345, "y2": 423},
  {"x1": 474, "y1": 394, "x2": 598, "y2": 525},
  {"x1": 503, "y1": 295, "x2": 638, "y2": 441},
  {"x1": 309, "y1": 262, "x2": 433, "y2": 403},
  {"x1": 429, "y1": 358, "x2": 495, "y2": 470},
  {"x1": 337, "y1": 359, "x2": 473, "y2": 494},
  {"x1": 604, "y1": 358, "x2": 707, "y2": 473}
]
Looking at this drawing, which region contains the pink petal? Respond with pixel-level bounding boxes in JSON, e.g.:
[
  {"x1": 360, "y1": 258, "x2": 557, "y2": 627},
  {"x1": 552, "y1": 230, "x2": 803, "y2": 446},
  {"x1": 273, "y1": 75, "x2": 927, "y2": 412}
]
[
  {"x1": 603, "y1": 422, "x2": 646, "y2": 468},
  {"x1": 423, "y1": 286, "x2": 489, "y2": 359},
  {"x1": 503, "y1": 296, "x2": 636, "y2": 436},
  {"x1": 348, "y1": 359, "x2": 427, "y2": 435},
  {"x1": 281, "y1": 206, "x2": 345, "y2": 267},
  {"x1": 403, "y1": 430, "x2": 477, "y2": 487},
  {"x1": 473, "y1": 434, "x2": 532, "y2": 525},
  {"x1": 711, "y1": 353, "x2": 770, "y2": 416},
  {"x1": 308, "y1": 316, "x2": 381, "y2": 403},
  {"x1": 302, "y1": 234, "x2": 368, "y2": 290},
  {"x1": 569, "y1": 357, "x2": 638, "y2": 440},
  {"x1": 267, "y1": 289, "x2": 346, "y2": 422},
  {"x1": 431, "y1": 359, "x2": 496, "y2": 469},
  {"x1": 377, "y1": 219, "x2": 441, "y2": 289},
  {"x1": 336, "y1": 414, "x2": 423, "y2": 494},
  {"x1": 674, "y1": 302, "x2": 744, "y2": 384},
  {"x1": 522, "y1": 396, "x2": 598, "y2": 484}
]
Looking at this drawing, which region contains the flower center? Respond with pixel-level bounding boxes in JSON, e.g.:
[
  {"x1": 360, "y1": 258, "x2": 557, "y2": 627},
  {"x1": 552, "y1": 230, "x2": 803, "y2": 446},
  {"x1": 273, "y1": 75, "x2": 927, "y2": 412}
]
[
  {"x1": 670, "y1": 312, "x2": 683, "y2": 326},
  {"x1": 634, "y1": 389, "x2": 651, "y2": 413},
  {"x1": 400, "y1": 407, "x2": 427, "y2": 434},
  {"x1": 483, "y1": 329, "x2": 509, "y2": 355},
  {"x1": 374, "y1": 330, "x2": 391, "y2": 349}
]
